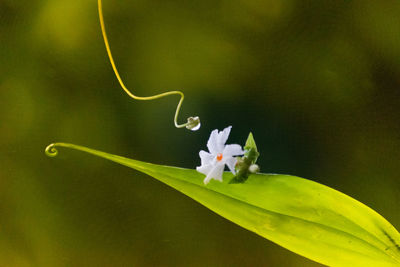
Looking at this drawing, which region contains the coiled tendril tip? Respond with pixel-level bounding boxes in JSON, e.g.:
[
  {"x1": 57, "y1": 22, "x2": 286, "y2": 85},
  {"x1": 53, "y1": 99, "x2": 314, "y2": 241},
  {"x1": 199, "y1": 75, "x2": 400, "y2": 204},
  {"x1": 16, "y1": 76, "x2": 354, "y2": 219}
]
[
  {"x1": 45, "y1": 143, "x2": 59, "y2": 157},
  {"x1": 186, "y1": 116, "x2": 201, "y2": 131}
]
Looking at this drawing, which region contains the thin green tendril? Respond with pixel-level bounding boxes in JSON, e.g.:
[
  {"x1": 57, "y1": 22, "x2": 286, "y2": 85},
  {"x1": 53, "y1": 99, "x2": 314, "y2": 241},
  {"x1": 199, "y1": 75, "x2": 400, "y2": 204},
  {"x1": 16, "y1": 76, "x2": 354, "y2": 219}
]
[
  {"x1": 98, "y1": 0, "x2": 200, "y2": 131},
  {"x1": 45, "y1": 143, "x2": 102, "y2": 158},
  {"x1": 45, "y1": 143, "x2": 89, "y2": 157},
  {"x1": 45, "y1": 143, "x2": 59, "y2": 157}
]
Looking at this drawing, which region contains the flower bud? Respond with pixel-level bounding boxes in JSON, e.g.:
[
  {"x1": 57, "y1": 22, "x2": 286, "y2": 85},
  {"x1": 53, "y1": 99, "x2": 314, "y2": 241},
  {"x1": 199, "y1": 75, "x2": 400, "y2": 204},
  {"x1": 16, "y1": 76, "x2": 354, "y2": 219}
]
[{"x1": 249, "y1": 164, "x2": 260, "y2": 174}]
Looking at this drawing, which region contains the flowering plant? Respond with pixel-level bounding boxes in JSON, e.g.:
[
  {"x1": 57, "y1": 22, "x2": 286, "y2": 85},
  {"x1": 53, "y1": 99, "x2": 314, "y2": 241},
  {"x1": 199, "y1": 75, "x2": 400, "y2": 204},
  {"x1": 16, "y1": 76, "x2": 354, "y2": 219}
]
[{"x1": 197, "y1": 126, "x2": 260, "y2": 184}]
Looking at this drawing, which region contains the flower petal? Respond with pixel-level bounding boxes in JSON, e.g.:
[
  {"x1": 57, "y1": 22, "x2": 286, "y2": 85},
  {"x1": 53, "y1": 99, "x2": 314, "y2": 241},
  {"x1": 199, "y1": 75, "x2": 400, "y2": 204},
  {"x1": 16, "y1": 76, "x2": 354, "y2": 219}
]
[
  {"x1": 196, "y1": 164, "x2": 213, "y2": 176},
  {"x1": 225, "y1": 157, "x2": 237, "y2": 174},
  {"x1": 217, "y1": 126, "x2": 232, "y2": 146},
  {"x1": 199, "y1": 150, "x2": 214, "y2": 165},
  {"x1": 207, "y1": 129, "x2": 220, "y2": 154},
  {"x1": 223, "y1": 144, "x2": 244, "y2": 157},
  {"x1": 204, "y1": 163, "x2": 225, "y2": 184}
]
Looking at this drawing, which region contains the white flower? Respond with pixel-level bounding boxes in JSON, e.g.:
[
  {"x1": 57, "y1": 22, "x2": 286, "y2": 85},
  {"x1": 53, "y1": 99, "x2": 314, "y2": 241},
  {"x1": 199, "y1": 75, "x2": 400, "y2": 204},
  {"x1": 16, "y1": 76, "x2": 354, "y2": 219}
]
[{"x1": 196, "y1": 126, "x2": 244, "y2": 184}]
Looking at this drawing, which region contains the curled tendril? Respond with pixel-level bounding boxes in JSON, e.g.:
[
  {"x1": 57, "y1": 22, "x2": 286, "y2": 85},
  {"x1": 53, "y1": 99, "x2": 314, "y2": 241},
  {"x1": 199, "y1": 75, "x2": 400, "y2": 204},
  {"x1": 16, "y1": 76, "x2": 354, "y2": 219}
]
[
  {"x1": 45, "y1": 143, "x2": 100, "y2": 158},
  {"x1": 98, "y1": 0, "x2": 200, "y2": 131},
  {"x1": 45, "y1": 143, "x2": 59, "y2": 157}
]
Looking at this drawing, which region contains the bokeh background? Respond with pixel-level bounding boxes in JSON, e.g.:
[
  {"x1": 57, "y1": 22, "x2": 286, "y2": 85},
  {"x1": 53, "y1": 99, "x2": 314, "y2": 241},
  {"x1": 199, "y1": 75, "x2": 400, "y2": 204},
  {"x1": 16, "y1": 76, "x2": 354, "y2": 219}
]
[{"x1": 1, "y1": 0, "x2": 400, "y2": 266}]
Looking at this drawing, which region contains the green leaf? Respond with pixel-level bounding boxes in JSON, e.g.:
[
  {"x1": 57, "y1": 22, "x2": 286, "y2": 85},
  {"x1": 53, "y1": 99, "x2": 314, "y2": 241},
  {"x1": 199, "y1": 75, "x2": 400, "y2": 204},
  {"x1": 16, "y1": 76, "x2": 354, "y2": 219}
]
[
  {"x1": 45, "y1": 143, "x2": 400, "y2": 266},
  {"x1": 244, "y1": 132, "x2": 259, "y2": 163},
  {"x1": 245, "y1": 132, "x2": 258, "y2": 153}
]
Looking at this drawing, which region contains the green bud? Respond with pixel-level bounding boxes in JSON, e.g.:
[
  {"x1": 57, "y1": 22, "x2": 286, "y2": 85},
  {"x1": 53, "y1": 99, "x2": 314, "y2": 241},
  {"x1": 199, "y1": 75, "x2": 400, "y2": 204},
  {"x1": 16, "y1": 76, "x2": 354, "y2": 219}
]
[{"x1": 229, "y1": 132, "x2": 260, "y2": 184}]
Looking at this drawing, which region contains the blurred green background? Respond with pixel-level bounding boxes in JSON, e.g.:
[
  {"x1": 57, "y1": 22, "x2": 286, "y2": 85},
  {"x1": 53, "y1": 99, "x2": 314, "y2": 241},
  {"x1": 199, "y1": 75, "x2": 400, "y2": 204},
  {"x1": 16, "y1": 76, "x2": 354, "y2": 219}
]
[{"x1": 1, "y1": 0, "x2": 400, "y2": 266}]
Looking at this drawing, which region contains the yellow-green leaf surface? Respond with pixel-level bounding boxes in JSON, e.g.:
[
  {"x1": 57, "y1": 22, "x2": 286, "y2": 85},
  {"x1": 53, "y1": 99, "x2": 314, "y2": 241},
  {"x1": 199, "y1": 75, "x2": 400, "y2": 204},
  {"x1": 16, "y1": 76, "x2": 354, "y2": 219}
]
[{"x1": 46, "y1": 143, "x2": 400, "y2": 266}]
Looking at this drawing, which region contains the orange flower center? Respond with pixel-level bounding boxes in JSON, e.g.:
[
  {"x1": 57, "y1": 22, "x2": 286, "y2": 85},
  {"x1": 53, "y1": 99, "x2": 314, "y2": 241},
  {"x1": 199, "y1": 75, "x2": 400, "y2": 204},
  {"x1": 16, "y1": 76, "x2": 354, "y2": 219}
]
[{"x1": 217, "y1": 153, "x2": 223, "y2": 161}]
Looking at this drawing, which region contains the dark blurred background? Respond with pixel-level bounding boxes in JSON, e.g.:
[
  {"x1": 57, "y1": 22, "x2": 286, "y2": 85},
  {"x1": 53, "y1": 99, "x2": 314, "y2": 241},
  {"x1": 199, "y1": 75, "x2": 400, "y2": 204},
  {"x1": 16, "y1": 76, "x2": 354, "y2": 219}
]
[{"x1": 1, "y1": 0, "x2": 400, "y2": 266}]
